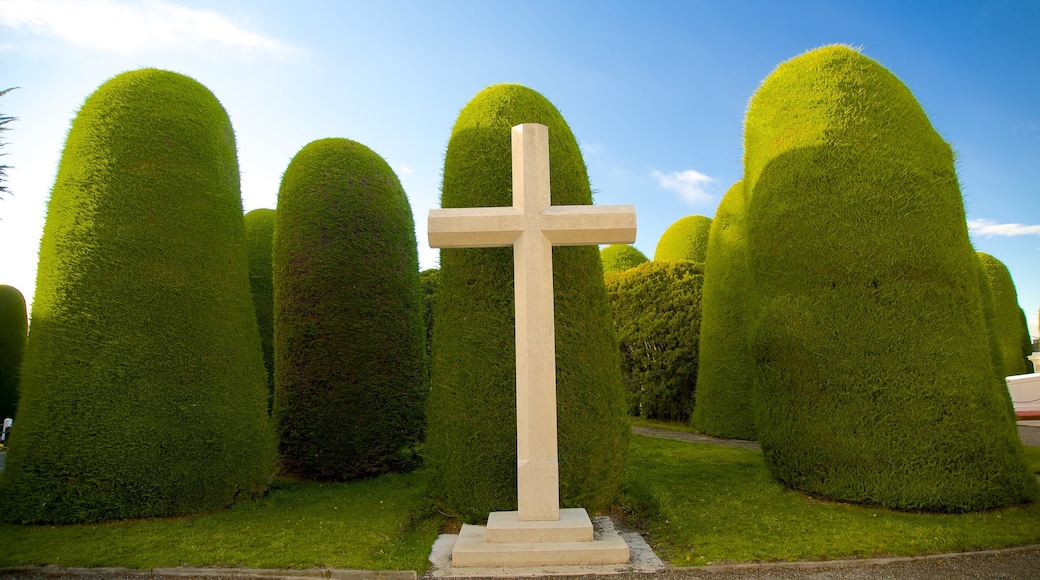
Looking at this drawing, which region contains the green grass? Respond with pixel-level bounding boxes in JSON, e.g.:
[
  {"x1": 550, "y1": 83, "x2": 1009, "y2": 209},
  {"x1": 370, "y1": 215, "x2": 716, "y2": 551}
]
[
  {"x1": 620, "y1": 434, "x2": 1040, "y2": 566},
  {"x1": 3, "y1": 436, "x2": 1038, "y2": 570},
  {"x1": 0, "y1": 471, "x2": 443, "y2": 572}
]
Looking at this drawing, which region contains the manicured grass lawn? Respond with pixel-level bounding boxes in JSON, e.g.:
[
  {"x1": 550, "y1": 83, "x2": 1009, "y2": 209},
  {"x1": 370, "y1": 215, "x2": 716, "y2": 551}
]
[
  {"x1": 3, "y1": 432, "x2": 1038, "y2": 571},
  {"x1": 620, "y1": 433, "x2": 1040, "y2": 566},
  {"x1": 0, "y1": 471, "x2": 443, "y2": 572}
]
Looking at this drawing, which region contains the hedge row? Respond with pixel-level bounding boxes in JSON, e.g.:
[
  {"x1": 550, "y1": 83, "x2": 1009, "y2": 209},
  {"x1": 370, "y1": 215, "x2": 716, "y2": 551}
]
[
  {"x1": 977, "y1": 252, "x2": 1032, "y2": 377},
  {"x1": 0, "y1": 284, "x2": 26, "y2": 421},
  {"x1": 244, "y1": 208, "x2": 277, "y2": 412}
]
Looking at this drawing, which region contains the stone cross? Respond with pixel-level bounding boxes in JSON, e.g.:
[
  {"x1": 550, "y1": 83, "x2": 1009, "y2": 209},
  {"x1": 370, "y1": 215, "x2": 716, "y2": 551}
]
[{"x1": 428, "y1": 123, "x2": 636, "y2": 522}]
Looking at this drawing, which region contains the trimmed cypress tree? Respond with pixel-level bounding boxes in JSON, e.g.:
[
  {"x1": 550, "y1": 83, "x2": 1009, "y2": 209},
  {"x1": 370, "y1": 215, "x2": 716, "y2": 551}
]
[
  {"x1": 654, "y1": 215, "x2": 712, "y2": 262},
  {"x1": 244, "y1": 208, "x2": 276, "y2": 412},
  {"x1": 977, "y1": 252, "x2": 1032, "y2": 376},
  {"x1": 0, "y1": 69, "x2": 276, "y2": 523},
  {"x1": 0, "y1": 284, "x2": 27, "y2": 421},
  {"x1": 743, "y1": 45, "x2": 1036, "y2": 511},
  {"x1": 691, "y1": 181, "x2": 758, "y2": 440},
  {"x1": 273, "y1": 138, "x2": 425, "y2": 481},
  {"x1": 605, "y1": 260, "x2": 703, "y2": 421},
  {"x1": 426, "y1": 84, "x2": 629, "y2": 522},
  {"x1": 600, "y1": 244, "x2": 648, "y2": 274}
]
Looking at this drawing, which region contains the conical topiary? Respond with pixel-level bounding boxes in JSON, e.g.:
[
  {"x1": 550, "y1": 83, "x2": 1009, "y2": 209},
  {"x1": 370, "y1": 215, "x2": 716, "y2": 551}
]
[
  {"x1": 0, "y1": 284, "x2": 27, "y2": 421},
  {"x1": 426, "y1": 84, "x2": 629, "y2": 522},
  {"x1": 0, "y1": 69, "x2": 276, "y2": 523},
  {"x1": 654, "y1": 215, "x2": 712, "y2": 262},
  {"x1": 600, "y1": 244, "x2": 648, "y2": 274},
  {"x1": 977, "y1": 252, "x2": 1032, "y2": 377},
  {"x1": 691, "y1": 181, "x2": 758, "y2": 440},
  {"x1": 244, "y1": 208, "x2": 276, "y2": 412},
  {"x1": 742, "y1": 45, "x2": 1036, "y2": 511},
  {"x1": 273, "y1": 138, "x2": 425, "y2": 481}
]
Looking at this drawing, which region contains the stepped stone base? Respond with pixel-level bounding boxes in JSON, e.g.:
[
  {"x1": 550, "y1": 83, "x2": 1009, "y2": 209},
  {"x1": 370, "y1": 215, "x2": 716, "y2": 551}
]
[{"x1": 451, "y1": 508, "x2": 630, "y2": 567}]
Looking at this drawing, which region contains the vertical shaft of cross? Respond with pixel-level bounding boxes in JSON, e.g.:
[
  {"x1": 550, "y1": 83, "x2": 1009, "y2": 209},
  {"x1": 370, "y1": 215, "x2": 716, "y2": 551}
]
[{"x1": 511, "y1": 123, "x2": 560, "y2": 521}]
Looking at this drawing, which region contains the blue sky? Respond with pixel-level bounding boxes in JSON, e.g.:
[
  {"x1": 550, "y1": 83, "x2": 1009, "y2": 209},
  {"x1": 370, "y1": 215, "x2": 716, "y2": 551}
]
[{"x1": 1, "y1": 0, "x2": 1038, "y2": 338}]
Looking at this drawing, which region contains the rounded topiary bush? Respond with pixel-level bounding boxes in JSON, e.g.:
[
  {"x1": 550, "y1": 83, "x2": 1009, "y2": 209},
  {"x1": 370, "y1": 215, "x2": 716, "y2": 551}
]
[
  {"x1": 426, "y1": 84, "x2": 629, "y2": 522},
  {"x1": 743, "y1": 45, "x2": 1036, "y2": 511},
  {"x1": 0, "y1": 284, "x2": 27, "y2": 421},
  {"x1": 691, "y1": 181, "x2": 758, "y2": 440},
  {"x1": 605, "y1": 260, "x2": 703, "y2": 421},
  {"x1": 0, "y1": 69, "x2": 276, "y2": 523},
  {"x1": 654, "y1": 215, "x2": 712, "y2": 262},
  {"x1": 244, "y1": 208, "x2": 276, "y2": 412},
  {"x1": 273, "y1": 138, "x2": 425, "y2": 481},
  {"x1": 600, "y1": 244, "x2": 648, "y2": 274},
  {"x1": 977, "y1": 252, "x2": 1032, "y2": 377}
]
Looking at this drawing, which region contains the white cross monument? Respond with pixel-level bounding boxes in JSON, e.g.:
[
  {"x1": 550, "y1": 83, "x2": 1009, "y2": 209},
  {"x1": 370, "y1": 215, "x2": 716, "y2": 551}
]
[{"x1": 429, "y1": 123, "x2": 635, "y2": 567}]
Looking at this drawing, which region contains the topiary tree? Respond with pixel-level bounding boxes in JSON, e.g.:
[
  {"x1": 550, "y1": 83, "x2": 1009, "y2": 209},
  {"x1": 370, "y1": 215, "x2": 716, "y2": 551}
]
[
  {"x1": 654, "y1": 215, "x2": 712, "y2": 262},
  {"x1": 244, "y1": 208, "x2": 276, "y2": 412},
  {"x1": 273, "y1": 138, "x2": 425, "y2": 481},
  {"x1": 0, "y1": 284, "x2": 27, "y2": 421},
  {"x1": 426, "y1": 84, "x2": 629, "y2": 523},
  {"x1": 0, "y1": 69, "x2": 276, "y2": 523},
  {"x1": 977, "y1": 252, "x2": 1032, "y2": 376},
  {"x1": 742, "y1": 45, "x2": 1036, "y2": 511},
  {"x1": 691, "y1": 181, "x2": 758, "y2": 440},
  {"x1": 600, "y1": 244, "x2": 648, "y2": 274},
  {"x1": 605, "y1": 260, "x2": 703, "y2": 421}
]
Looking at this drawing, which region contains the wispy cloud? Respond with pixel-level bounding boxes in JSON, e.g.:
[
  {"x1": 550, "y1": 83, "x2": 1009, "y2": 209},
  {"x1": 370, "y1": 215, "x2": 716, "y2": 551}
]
[
  {"x1": 652, "y1": 169, "x2": 715, "y2": 205},
  {"x1": 968, "y1": 219, "x2": 1040, "y2": 237},
  {"x1": 0, "y1": 0, "x2": 302, "y2": 59},
  {"x1": 398, "y1": 165, "x2": 414, "y2": 175}
]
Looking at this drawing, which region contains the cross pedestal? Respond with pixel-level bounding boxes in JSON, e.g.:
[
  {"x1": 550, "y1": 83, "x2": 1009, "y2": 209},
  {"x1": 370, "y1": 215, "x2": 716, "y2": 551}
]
[{"x1": 428, "y1": 123, "x2": 636, "y2": 567}]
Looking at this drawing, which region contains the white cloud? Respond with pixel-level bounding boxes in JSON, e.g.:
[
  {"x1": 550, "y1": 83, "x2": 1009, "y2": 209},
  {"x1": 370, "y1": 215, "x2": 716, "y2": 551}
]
[
  {"x1": 968, "y1": 219, "x2": 1040, "y2": 237},
  {"x1": 580, "y1": 142, "x2": 604, "y2": 155},
  {"x1": 398, "y1": 165, "x2": 414, "y2": 175},
  {"x1": 0, "y1": 0, "x2": 302, "y2": 58},
  {"x1": 652, "y1": 169, "x2": 715, "y2": 205}
]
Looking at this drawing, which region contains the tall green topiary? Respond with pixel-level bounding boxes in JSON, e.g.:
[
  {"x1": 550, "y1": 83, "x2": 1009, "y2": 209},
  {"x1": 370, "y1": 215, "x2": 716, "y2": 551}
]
[
  {"x1": 691, "y1": 181, "x2": 758, "y2": 440},
  {"x1": 426, "y1": 84, "x2": 629, "y2": 522},
  {"x1": 605, "y1": 260, "x2": 703, "y2": 421},
  {"x1": 0, "y1": 69, "x2": 276, "y2": 523},
  {"x1": 420, "y1": 268, "x2": 439, "y2": 362},
  {"x1": 273, "y1": 138, "x2": 425, "y2": 481},
  {"x1": 244, "y1": 208, "x2": 276, "y2": 412},
  {"x1": 743, "y1": 46, "x2": 1036, "y2": 511},
  {"x1": 600, "y1": 244, "x2": 648, "y2": 274},
  {"x1": 654, "y1": 215, "x2": 712, "y2": 262},
  {"x1": 977, "y1": 252, "x2": 1032, "y2": 376},
  {"x1": 0, "y1": 285, "x2": 27, "y2": 420}
]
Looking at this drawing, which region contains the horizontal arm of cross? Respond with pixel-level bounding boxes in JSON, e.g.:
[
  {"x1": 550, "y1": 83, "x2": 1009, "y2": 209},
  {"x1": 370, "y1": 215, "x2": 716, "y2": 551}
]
[
  {"x1": 428, "y1": 207, "x2": 524, "y2": 248},
  {"x1": 541, "y1": 205, "x2": 636, "y2": 246}
]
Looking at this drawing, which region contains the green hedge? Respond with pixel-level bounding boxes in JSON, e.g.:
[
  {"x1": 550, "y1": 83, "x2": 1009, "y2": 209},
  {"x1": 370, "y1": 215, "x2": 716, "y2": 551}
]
[
  {"x1": 0, "y1": 69, "x2": 276, "y2": 523},
  {"x1": 691, "y1": 181, "x2": 758, "y2": 440},
  {"x1": 273, "y1": 138, "x2": 425, "y2": 481},
  {"x1": 654, "y1": 215, "x2": 712, "y2": 262},
  {"x1": 605, "y1": 260, "x2": 703, "y2": 421},
  {"x1": 0, "y1": 285, "x2": 26, "y2": 420},
  {"x1": 420, "y1": 268, "x2": 439, "y2": 362},
  {"x1": 426, "y1": 84, "x2": 629, "y2": 522},
  {"x1": 977, "y1": 252, "x2": 1032, "y2": 376},
  {"x1": 244, "y1": 208, "x2": 276, "y2": 412},
  {"x1": 742, "y1": 46, "x2": 1036, "y2": 511},
  {"x1": 600, "y1": 244, "x2": 648, "y2": 274}
]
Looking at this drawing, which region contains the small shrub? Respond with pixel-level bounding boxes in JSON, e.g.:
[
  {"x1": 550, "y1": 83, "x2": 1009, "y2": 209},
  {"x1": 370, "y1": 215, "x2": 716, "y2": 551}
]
[
  {"x1": 606, "y1": 260, "x2": 703, "y2": 421},
  {"x1": 654, "y1": 215, "x2": 711, "y2": 262},
  {"x1": 600, "y1": 244, "x2": 648, "y2": 274}
]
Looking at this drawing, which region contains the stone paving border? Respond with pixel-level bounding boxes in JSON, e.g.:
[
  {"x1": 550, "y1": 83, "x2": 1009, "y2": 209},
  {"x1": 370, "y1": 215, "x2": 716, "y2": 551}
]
[{"x1": 0, "y1": 567, "x2": 414, "y2": 580}]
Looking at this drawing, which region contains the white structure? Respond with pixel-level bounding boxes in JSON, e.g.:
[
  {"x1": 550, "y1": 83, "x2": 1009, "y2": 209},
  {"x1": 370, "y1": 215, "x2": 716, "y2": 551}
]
[
  {"x1": 1008, "y1": 352, "x2": 1040, "y2": 419},
  {"x1": 428, "y1": 123, "x2": 635, "y2": 567}
]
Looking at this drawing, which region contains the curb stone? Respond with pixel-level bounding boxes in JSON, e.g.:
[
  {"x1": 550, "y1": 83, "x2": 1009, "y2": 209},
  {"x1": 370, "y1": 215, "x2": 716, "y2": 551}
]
[{"x1": 0, "y1": 567, "x2": 414, "y2": 580}]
